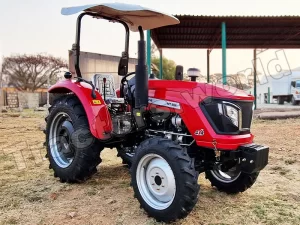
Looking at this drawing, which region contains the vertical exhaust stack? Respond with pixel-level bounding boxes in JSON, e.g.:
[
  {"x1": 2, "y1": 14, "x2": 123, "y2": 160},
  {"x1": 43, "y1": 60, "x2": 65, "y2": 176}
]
[{"x1": 135, "y1": 26, "x2": 148, "y2": 108}]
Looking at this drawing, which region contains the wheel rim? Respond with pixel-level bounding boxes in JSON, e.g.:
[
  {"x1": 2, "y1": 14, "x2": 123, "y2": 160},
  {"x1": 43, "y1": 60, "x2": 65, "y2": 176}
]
[
  {"x1": 136, "y1": 153, "x2": 176, "y2": 210},
  {"x1": 126, "y1": 153, "x2": 134, "y2": 158},
  {"x1": 49, "y1": 112, "x2": 75, "y2": 168},
  {"x1": 211, "y1": 163, "x2": 241, "y2": 183}
]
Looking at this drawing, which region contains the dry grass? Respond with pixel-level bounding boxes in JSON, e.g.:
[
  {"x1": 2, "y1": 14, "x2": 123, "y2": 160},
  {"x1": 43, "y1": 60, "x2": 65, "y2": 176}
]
[{"x1": 0, "y1": 112, "x2": 300, "y2": 225}]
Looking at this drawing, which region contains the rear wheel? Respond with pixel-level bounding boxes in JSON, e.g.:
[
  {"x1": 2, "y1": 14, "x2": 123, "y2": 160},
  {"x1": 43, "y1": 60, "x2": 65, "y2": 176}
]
[
  {"x1": 131, "y1": 137, "x2": 200, "y2": 222},
  {"x1": 46, "y1": 95, "x2": 103, "y2": 183},
  {"x1": 205, "y1": 162, "x2": 259, "y2": 194},
  {"x1": 278, "y1": 96, "x2": 284, "y2": 105}
]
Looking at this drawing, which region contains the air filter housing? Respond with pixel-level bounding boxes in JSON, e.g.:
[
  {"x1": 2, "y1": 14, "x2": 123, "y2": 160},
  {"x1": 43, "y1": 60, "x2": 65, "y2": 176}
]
[{"x1": 187, "y1": 68, "x2": 200, "y2": 81}]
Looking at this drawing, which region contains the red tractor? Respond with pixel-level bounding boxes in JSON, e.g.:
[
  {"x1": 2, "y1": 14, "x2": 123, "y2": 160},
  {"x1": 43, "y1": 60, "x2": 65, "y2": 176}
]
[{"x1": 46, "y1": 3, "x2": 269, "y2": 222}]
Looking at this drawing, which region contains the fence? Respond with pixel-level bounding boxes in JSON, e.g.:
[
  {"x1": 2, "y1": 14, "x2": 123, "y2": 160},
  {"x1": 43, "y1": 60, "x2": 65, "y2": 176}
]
[
  {"x1": 1, "y1": 90, "x2": 46, "y2": 109},
  {"x1": 0, "y1": 88, "x2": 5, "y2": 107}
]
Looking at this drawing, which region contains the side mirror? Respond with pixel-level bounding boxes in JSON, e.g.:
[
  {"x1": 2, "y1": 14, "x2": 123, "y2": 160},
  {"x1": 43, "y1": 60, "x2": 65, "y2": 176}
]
[
  {"x1": 118, "y1": 52, "x2": 128, "y2": 76},
  {"x1": 291, "y1": 81, "x2": 296, "y2": 87}
]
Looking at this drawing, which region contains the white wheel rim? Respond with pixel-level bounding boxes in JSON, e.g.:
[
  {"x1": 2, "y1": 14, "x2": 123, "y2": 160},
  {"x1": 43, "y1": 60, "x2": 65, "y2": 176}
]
[
  {"x1": 211, "y1": 163, "x2": 241, "y2": 183},
  {"x1": 136, "y1": 153, "x2": 176, "y2": 210},
  {"x1": 49, "y1": 112, "x2": 74, "y2": 168}
]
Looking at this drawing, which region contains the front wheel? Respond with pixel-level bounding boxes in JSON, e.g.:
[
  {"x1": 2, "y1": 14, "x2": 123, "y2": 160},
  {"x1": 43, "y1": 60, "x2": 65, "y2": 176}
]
[
  {"x1": 205, "y1": 162, "x2": 259, "y2": 194},
  {"x1": 131, "y1": 137, "x2": 200, "y2": 222},
  {"x1": 292, "y1": 96, "x2": 298, "y2": 105}
]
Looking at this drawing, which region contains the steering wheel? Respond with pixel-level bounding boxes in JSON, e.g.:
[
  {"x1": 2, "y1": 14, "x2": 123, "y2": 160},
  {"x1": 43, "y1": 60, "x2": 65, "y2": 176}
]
[
  {"x1": 121, "y1": 72, "x2": 135, "y2": 84},
  {"x1": 120, "y1": 72, "x2": 135, "y2": 98}
]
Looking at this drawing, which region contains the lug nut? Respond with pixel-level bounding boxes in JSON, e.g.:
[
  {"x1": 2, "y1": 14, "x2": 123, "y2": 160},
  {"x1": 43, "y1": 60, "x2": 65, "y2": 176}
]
[
  {"x1": 250, "y1": 160, "x2": 254, "y2": 164},
  {"x1": 242, "y1": 158, "x2": 246, "y2": 162}
]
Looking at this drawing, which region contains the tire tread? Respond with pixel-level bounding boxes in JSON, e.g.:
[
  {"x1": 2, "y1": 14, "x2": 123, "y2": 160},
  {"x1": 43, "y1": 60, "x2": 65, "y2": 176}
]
[
  {"x1": 45, "y1": 95, "x2": 103, "y2": 183},
  {"x1": 205, "y1": 169, "x2": 259, "y2": 194},
  {"x1": 131, "y1": 137, "x2": 200, "y2": 222}
]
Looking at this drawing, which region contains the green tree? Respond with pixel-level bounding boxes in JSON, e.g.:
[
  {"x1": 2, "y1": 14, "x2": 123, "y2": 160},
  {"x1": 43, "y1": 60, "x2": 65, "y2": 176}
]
[{"x1": 152, "y1": 56, "x2": 176, "y2": 80}]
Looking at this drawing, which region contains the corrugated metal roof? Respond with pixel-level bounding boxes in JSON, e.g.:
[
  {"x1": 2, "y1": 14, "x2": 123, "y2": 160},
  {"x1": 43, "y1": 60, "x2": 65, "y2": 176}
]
[
  {"x1": 175, "y1": 14, "x2": 300, "y2": 18},
  {"x1": 151, "y1": 15, "x2": 300, "y2": 49}
]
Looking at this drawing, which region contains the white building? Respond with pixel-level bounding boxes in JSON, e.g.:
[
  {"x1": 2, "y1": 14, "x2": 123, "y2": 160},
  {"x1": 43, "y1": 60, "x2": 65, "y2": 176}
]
[
  {"x1": 69, "y1": 51, "x2": 138, "y2": 89},
  {"x1": 248, "y1": 67, "x2": 300, "y2": 104}
]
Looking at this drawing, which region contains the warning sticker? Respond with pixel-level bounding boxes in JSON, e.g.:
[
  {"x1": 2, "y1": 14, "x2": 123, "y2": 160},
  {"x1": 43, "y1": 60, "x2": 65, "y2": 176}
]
[{"x1": 92, "y1": 100, "x2": 101, "y2": 105}]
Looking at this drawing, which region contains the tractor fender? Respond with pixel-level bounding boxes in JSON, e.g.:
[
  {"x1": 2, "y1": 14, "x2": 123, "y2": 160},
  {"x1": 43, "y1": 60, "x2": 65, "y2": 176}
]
[{"x1": 49, "y1": 80, "x2": 112, "y2": 140}]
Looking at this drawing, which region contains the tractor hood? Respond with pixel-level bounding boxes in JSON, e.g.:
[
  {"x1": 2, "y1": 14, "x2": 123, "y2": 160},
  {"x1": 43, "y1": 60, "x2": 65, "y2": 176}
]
[
  {"x1": 61, "y1": 3, "x2": 180, "y2": 32},
  {"x1": 148, "y1": 80, "x2": 254, "y2": 101}
]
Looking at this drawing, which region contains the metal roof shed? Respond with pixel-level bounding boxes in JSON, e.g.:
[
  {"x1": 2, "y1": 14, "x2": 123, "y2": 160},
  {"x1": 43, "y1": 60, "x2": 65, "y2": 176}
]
[{"x1": 148, "y1": 15, "x2": 300, "y2": 108}]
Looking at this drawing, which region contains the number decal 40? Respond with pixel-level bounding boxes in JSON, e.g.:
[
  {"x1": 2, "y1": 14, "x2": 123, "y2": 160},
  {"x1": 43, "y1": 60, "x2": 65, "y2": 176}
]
[{"x1": 194, "y1": 129, "x2": 204, "y2": 136}]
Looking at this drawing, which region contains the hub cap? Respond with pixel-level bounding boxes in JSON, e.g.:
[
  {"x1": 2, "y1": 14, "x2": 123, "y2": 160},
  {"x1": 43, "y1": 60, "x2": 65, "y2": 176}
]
[
  {"x1": 49, "y1": 112, "x2": 75, "y2": 168},
  {"x1": 136, "y1": 154, "x2": 176, "y2": 210},
  {"x1": 211, "y1": 163, "x2": 241, "y2": 183}
]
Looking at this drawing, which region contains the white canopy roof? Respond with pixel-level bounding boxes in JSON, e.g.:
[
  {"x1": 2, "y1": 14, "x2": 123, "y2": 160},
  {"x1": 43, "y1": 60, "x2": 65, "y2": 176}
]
[{"x1": 61, "y1": 3, "x2": 179, "y2": 32}]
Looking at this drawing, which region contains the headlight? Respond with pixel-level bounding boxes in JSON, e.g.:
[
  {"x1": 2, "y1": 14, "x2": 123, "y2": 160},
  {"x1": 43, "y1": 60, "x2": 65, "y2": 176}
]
[
  {"x1": 224, "y1": 104, "x2": 239, "y2": 127},
  {"x1": 201, "y1": 99, "x2": 251, "y2": 134},
  {"x1": 218, "y1": 102, "x2": 241, "y2": 128}
]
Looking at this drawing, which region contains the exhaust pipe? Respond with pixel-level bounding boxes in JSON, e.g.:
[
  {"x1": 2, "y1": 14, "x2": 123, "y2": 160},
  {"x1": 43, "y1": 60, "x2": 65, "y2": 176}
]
[{"x1": 135, "y1": 26, "x2": 148, "y2": 108}]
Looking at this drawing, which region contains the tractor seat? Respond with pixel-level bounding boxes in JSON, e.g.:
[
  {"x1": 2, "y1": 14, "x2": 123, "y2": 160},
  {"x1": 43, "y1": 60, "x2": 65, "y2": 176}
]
[
  {"x1": 93, "y1": 74, "x2": 124, "y2": 103},
  {"x1": 93, "y1": 74, "x2": 117, "y2": 98}
]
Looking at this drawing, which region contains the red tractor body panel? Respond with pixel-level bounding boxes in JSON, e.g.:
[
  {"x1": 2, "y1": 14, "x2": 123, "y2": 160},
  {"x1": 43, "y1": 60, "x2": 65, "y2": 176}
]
[
  {"x1": 50, "y1": 79, "x2": 254, "y2": 149},
  {"x1": 148, "y1": 80, "x2": 254, "y2": 150},
  {"x1": 49, "y1": 80, "x2": 112, "y2": 140}
]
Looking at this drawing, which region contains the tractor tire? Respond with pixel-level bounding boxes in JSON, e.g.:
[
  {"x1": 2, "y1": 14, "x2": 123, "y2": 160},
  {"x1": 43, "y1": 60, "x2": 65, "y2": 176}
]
[
  {"x1": 205, "y1": 163, "x2": 259, "y2": 194},
  {"x1": 131, "y1": 137, "x2": 200, "y2": 222},
  {"x1": 45, "y1": 95, "x2": 103, "y2": 183}
]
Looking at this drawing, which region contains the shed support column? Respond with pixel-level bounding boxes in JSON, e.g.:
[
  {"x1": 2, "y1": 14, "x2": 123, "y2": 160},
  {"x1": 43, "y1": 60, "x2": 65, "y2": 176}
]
[
  {"x1": 207, "y1": 49, "x2": 210, "y2": 83},
  {"x1": 254, "y1": 49, "x2": 257, "y2": 109},
  {"x1": 159, "y1": 48, "x2": 163, "y2": 79},
  {"x1": 221, "y1": 22, "x2": 227, "y2": 85},
  {"x1": 268, "y1": 87, "x2": 270, "y2": 104},
  {"x1": 147, "y1": 30, "x2": 151, "y2": 76}
]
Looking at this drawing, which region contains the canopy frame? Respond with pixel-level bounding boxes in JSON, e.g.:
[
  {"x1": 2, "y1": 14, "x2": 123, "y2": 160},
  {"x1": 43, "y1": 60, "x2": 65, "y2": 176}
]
[{"x1": 73, "y1": 12, "x2": 130, "y2": 78}]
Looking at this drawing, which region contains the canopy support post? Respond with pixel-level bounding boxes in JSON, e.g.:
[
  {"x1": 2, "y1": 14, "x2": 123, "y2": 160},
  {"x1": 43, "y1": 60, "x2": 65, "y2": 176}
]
[
  {"x1": 254, "y1": 48, "x2": 257, "y2": 109},
  {"x1": 207, "y1": 49, "x2": 210, "y2": 83},
  {"x1": 147, "y1": 30, "x2": 151, "y2": 76},
  {"x1": 221, "y1": 22, "x2": 227, "y2": 85},
  {"x1": 159, "y1": 48, "x2": 163, "y2": 79}
]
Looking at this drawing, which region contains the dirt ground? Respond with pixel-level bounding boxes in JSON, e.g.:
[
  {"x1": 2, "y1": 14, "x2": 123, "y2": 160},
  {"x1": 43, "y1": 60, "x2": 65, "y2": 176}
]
[{"x1": 0, "y1": 110, "x2": 299, "y2": 225}]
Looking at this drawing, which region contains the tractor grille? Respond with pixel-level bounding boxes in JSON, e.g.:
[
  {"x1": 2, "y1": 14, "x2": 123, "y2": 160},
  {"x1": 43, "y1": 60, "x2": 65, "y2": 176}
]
[{"x1": 200, "y1": 98, "x2": 253, "y2": 135}]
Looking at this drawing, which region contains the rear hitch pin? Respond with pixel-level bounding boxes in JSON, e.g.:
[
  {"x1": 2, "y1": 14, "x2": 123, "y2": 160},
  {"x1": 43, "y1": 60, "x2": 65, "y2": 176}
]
[{"x1": 212, "y1": 140, "x2": 221, "y2": 161}]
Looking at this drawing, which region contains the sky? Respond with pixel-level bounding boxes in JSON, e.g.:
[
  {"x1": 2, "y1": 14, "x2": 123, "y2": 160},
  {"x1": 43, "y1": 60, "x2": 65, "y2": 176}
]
[{"x1": 1, "y1": 0, "x2": 300, "y2": 76}]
